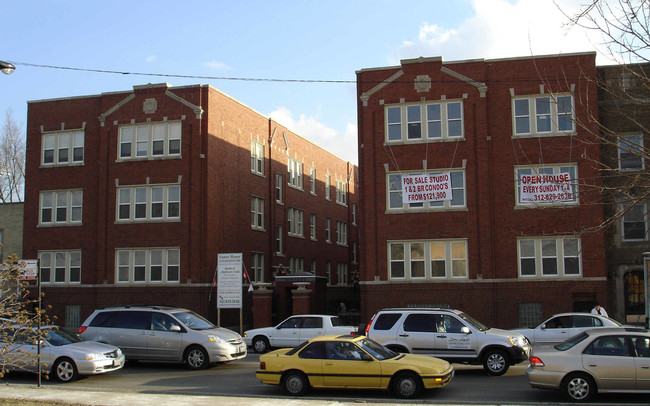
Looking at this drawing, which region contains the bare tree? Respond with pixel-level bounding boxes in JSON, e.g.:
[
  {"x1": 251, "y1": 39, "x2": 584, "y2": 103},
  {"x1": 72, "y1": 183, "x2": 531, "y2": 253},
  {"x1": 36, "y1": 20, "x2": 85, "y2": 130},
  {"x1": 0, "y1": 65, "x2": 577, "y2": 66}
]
[{"x1": 0, "y1": 110, "x2": 25, "y2": 203}]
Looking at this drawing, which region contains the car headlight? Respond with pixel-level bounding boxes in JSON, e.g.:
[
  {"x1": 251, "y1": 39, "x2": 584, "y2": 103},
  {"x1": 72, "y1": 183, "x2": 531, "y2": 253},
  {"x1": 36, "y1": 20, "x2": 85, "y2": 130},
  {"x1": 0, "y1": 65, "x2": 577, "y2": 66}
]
[
  {"x1": 508, "y1": 336, "x2": 524, "y2": 347},
  {"x1": 208, "y1": 335, "x2": 226, "y2": 343},
  {"x1": 85, "y1": 353, "x2": 102, "y2": 360}
]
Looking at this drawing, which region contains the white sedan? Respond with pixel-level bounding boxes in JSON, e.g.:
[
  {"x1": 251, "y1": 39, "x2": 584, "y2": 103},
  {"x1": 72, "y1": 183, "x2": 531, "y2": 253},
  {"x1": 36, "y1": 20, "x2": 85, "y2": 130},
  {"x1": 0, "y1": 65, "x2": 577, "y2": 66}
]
[
  {"x1": 243, "y1": 314, "x2": 358, "y2": 353},
  {"x1": 512, "y1": 312, "x2": 621, "y2": 346},
  {"x1": 1, "y1": 325, "x2": 125, "y2": 382}
]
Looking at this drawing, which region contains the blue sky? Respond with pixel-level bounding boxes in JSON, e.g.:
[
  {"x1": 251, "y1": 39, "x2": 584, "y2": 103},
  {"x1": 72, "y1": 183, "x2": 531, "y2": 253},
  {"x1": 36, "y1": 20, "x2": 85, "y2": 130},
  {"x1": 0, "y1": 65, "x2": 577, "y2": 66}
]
[{"x1": 1, "y1": 0, "x2": 616, "y2": 164}]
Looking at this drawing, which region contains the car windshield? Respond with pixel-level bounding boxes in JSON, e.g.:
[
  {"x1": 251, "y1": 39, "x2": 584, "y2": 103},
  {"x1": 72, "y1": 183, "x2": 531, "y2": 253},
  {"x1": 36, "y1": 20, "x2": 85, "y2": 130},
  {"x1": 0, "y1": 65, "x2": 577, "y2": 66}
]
[
  {"x1": 44, "y1": 328, "x2": 83, "y2": 346},
  {"x1": 457, "y1": 312, "x2": 488, "y2": 331},
  {"x1": 172, "y1": 311, "x2": 215, "y2": 330},
  {"x1": 357, "y1": 337, "x2": 398, "y2": 360},
  {"x1": 554, "y1": 331, "x2": 590, "y2": 351}
]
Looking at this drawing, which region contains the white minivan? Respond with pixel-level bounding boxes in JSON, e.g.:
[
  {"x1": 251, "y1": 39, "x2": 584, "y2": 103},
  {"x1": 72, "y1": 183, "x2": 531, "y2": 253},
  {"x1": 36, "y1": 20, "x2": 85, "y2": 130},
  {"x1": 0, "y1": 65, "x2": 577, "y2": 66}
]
[{"x1": 79, "y1": 305, "x2": 246, "y2": 369}]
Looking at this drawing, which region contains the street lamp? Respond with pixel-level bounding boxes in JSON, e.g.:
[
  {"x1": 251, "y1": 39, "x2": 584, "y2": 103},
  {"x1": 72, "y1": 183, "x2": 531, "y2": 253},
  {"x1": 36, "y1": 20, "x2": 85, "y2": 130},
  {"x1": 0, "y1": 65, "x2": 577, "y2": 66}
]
[{"x1": 0, "y1": 61, "x2": 16, "y2": 75}]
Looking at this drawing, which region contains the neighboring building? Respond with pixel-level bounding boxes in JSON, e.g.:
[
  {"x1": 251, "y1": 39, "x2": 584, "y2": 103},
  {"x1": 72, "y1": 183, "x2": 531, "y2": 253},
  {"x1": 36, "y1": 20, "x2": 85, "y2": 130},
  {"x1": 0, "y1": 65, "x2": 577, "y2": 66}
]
[
  {"x1": 356, "y1": 53, "x2": 607, "y2": 328},
  {"x1": 23, "y1": 83, "x2": 359, "y2": 329},
  {"x1": 598, "y1": 63, "x2": 650, "y2": 325},
  {"x1": 0, "y1": 202, "x2": 24, "y2": 261}
]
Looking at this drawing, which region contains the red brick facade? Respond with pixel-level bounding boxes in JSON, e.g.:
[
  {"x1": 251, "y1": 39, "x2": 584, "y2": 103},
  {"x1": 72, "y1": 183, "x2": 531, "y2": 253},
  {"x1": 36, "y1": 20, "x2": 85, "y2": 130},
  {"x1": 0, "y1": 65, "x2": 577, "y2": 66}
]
[
  {"x1": 356, "y1": 53, "x2": 607, "y2": 328},
  {"x1": 23, "y1": 83, "x2": 359, "y2": 329}
]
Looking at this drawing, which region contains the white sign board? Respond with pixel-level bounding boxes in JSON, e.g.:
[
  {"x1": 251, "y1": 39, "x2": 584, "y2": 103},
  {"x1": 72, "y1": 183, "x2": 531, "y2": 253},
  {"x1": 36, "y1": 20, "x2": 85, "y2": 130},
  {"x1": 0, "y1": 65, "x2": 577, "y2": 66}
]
[
  {"x1": 217, "y1": 253, "x2": 242, "y2": 309},
  {"x1": 401, "y1": 173, "x2": 452, "y2": 204},
  {"x1": 17, "y1": 260, "x2": 38, "y2": 280},
  {"x1": 520, "y1": 172, "x2": 574, "y2": 203}
]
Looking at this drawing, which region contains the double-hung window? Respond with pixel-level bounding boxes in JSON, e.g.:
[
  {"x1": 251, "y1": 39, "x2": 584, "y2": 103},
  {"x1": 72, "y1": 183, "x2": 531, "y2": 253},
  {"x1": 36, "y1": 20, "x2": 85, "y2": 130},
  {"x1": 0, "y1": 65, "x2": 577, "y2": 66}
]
[
  {"x1": 622, "y1": 201, "x2": 648, "y2": 241},
  {"x1": 40, "y1": 190, "x2": 82, "y2": 226},
  {"x1": 119, "y1": 121, "x2": 181, "y2": 159},
  {"x1": 388, "y1": 239, "x2": 468, "y2": 281},
  {"x1": 515, "y1": 165, "x2": 577, "y2": 206},
  {"x1": 42, "y1": 130, "x2": 84, "y2": 166},
  {"x1": 512, "y1": 94, "x2": 574, "y2": 136},
  {"x1": 335, "y1": 180, "x2": 347, "y2": 205},
  {"x1": 336, "y1": 221, "x2": 348, "y2": 246},
  {"x1": 251, "y1": 252, "x2": 264, "y2": 282},
  {"x1": 310, "y1": 168, "x2": 316, "y2": 194},
  {"x1": 116, "y1": 248, "x2": 180, "y2": 283},
  {"x1": 618, "y1": 134, "x2": 644, "y2": 170},
  {"x1": 288, "y1": 158, "x2": 303, "y2": 190},
  {"x1": 251, "y1": 196, "x2": 264, "y2": 230},
  {"x1": 385, "y1": 100, "x2": 464, "y2": 142},
  {"x1": 518, "y1": 237, "x2": 581, "y2": 277},
  {"x1": 287, "y1": 207, "x2": 304, "y2": 237},
  {"x1": 117, "y1": 184, "x2": 180, "y2": 222},
  {"x1": 251, "y1": 141, "x2": 264, "y2": 175},
  {"x1": 387, "y1": 169, "x2": 466, "y2": 211},
  {"x1": 310, "y1": 214, "x2": 317, "y2": 240},
  {"x1": 39, "y1": 250, "x2": 81, "y2": 284}
]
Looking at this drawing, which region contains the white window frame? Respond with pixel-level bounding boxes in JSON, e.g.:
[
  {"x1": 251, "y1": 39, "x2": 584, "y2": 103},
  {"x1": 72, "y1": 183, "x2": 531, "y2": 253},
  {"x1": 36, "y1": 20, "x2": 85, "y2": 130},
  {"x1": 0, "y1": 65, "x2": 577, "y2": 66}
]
[
  {"x1": 515, "y1": 164, "x2": 578, "y2": 207},
  {"x1": 287, "y1": 207, "x2": 304, "y2": 237},
  {"x1": 116, "y1": 247, "x2": 180, "y2": 284},
  {"x1": 251, "y1": 196, "x2": 265, "y2": 230},
  {"x1": 310, "y1": 214, "x2": 317, "y2": 240},
  {"x1": 39, "y1": 250, "x2": 81, "y2": 284},
  {"x1": 117, "y1": 184, "x2": 181, "y2": 222},
  {"x1": 275, "y1": 225, "x2": 283, "y2": 255},
  {"x1": 41, "y1": 130, "x2": 84, "y2": 166},
  {"x1": 325, "y1": 217, "x2": 331, "y2": 243},
  {"x1": 325, "y1": 174, "x2": 331, "y2": 200},
  {"x1": 517, "y1": 237, "x2": 582, "y2": 278},
  {"x1": 310, "y1": 168, "x2": 316, "y2": 195},
  {"x1": 621, "y1": 201, "x2": 648, "y2": 242},
  {"x1": 336, "y1": 221, "x2": 348, "y2": 246},
  {"x1": 288, "y1": 158, "x2": 303, "y2": 190},
  {"x1": 289, "y1": 257, "x2": 304, "y2": 273},
  {"x1": 251, "y1": 140, "x2": 264, "y2": 175},
  {"x1": 512, "y1": 94, "x2": 575, "y2": 137},
  {"x1": 618, "y1": 133, "x2": 645, "y2": 170},
  {"x1": 336, "y1": 180, "x2": 347, "y2": 206},
  {"x1": 118, "y1": 121, "x2": 181, "y2": 160},
  {"x1": 275, "y1": 173, "x2": 283, "y2": 203},
  {"x1": 337, "y1": 263, "x2": 348, "y2": 286},
  {"x1": 251, "y1": 252, "x2": 264, "y2": 282},
  {"x1": 388, "y1": 239, "x2": 468, "y2": 281},
  {"x1": 387, "y1": 169, "x2": 466, "y2": 212},
  {"x1": 385, "y1": 100, "x2": 464, "y2": 143},
  {"x1": 39, "y1": 190, "x2": 83, "y2": 226}
]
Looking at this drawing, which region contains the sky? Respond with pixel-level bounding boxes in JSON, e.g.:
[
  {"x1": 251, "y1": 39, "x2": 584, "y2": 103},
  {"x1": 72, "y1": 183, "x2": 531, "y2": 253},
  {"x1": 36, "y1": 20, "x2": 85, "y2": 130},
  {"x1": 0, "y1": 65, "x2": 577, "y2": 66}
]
[{"x1": 0, "y1": 0, "x2": 620, "y2": 164}]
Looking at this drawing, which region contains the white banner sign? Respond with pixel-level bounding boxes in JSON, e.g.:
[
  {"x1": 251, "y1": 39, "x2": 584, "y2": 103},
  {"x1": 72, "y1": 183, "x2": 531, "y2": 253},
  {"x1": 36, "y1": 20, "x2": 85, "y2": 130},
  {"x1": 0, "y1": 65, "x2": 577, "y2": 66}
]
[
  {"x1": 520, "y1": 172, "x2": 574, "y2": 203},
  {"x1": 217, "y1": 253, "x2": 243, "y2": 309},
  {"x1": 17, "y1": 260, "x2": 38, "y2": 280},
  {"x1": 401, "y1": 173, "x2": 452, "y2": 204}
]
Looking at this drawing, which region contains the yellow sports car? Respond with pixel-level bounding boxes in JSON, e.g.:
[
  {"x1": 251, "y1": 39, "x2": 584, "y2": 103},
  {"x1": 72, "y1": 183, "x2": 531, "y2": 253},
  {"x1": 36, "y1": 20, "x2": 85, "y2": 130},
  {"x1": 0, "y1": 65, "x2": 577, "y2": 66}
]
[{"x1": 256, "y1": 334, "x2": 454, "y2": 398}]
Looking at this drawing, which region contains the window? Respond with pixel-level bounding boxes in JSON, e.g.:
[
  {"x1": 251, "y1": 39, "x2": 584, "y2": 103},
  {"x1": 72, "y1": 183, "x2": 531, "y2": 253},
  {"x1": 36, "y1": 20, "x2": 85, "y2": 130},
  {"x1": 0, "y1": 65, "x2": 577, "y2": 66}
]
[
  {"x1": 352, "y1": 203, "x2": 357, "y2": 225},
  {"x1": 39, "y1": 250, "x2": 81, "y2": 284},
  {"x1": 622, "y1": 201, "x2": 647, "y2": 241},
  {"x1": 310, "y1": 168, "x2": 316, "y2": 194},
  {"x1": 387, "y1": 170, "x2": 466, "y2": 211},
  {"x1": 325, "y1": 218, "x2": 331, "y2": 243},
  {"x1": 40, "y1": 190, "x2": 82, "y2": 226},
  {"x1": 275, "y1": 173, "x2": 283, "y2": 203},
  {"x1": 310, "y1": 214, "x2": 317, "y2": 240},
  {"x1": 251, "y1": 141, "x2": 264, "y2": 175},
  {"x1": 515, "y1": 165, "x2": 577, "y2": 206},
  {"x1": 326, "y1": 261, "x2": 332, "y2": 284},
  {"x1": 119, "y1": 121, "x2": 181, "y2": 159},
  {"x1": 65, "y1": 305, "x2": 81, "y2": 328},
  {"x1": 116, "y1": 248, "x2": 180, "y2": 283},
  {"x1": 311, "y1": 259, "x2": 317, "y2": 274},
  {"x1": 251, "y1": 252, "x2": 264, "y2": 282},
  {"x1": 288, "y1": 208, "x2": 304, "y2": 237},
  {"x1": 336, "y1": 180, "x2": 347, "y2": 205},
  {"x1": 512, "y1": 94, "x2": 574, "y2": 136},
  {"x1": 251, "y1": 197, "x2": 264, "y2": 230},
  {"x1": 325, "y1": 174, "x2": 331, "y2": 200},
  {"x1": 42, "y1": 130, "x2": 84, "y2": 166},
  {"x1": 385, "y1": 100, "x2": 464, "y2": 142},
  {"x1": 275, "y1": 226, "x2": 283, "y2": 254},
  {"x1": 619, "y1": 134, "x2": 644, "y2": 170},
  {"x1": 352, "y1": 242, "x2": 358, "y2": 264},
  {"x1": 289, "y1": 257, "x2": 304, "y2": 273},
  {"x1": 518, "y1": 303, "x2": 542, "y2": 328},
  {"x1": 337, "y1": 263, "x2": 348, "y2": 285},
  {"x1": 288, "y1": 158, "x2": 303, "y2": 190},
  {"x1": 388, "y1": 239, "x2": 468, "y2": 280},
  {"x1": 336, "y1": 221, "x2": 348, "y2": 246},
  {"x1": 518, "y1": 237, "x2": 581, "y2": 277},
  {"x1": 117, "y1": 184, "x2": 180, "y2": 222}
]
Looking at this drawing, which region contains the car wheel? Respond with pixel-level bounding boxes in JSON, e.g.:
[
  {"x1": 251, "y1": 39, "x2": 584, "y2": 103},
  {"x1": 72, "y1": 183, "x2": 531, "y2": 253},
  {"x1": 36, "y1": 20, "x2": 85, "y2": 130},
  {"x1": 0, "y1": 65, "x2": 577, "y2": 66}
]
[
  {"x1": 185, "y1": 345, "x2": 209, "y2": 370},
  {"x1": 562, "y1": 372, "x2": 596, "y2": 402},
  {"x1": 253, "y1": 336, "x2": 270, "y2": 353},
  {"x1": 483, "y1": 349, "x2": 509, "y2": 376},
  {"x1": 283, "y1": 370, "x2": 308, "y2": 396},
  {"x1": 53, "y1": 357, "x2": 78, "y2": 383},
  {"x1": 392, "y1": 371, "x2": 422, "y2": 399}
]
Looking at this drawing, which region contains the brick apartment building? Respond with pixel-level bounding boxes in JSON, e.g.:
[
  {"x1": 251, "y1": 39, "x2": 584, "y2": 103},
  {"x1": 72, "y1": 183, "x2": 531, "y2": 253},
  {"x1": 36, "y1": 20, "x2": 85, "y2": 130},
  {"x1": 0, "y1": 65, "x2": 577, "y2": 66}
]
[
  {"x1": 598, "y1": 63, "x2": 650, "y2": 325},
  {"x1": 22, "y1": 83, "x2": 359, "y2": 329},
  {"x1": 355, "y1": 53, "x2": 608, "y2": 328}
]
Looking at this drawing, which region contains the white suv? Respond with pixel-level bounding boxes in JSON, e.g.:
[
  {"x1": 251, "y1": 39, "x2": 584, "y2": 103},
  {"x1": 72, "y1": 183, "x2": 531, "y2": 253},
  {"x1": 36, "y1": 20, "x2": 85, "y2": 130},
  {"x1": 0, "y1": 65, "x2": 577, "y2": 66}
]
[{"x1": 365, "y1": 308, "x2": 531, "y2": 375}]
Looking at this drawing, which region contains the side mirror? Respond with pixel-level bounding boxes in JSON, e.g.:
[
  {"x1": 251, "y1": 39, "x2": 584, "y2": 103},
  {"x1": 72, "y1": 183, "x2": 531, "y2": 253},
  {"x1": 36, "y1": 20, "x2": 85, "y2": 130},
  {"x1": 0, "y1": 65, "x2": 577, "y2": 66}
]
[
  {"x1": 170, "y1": 325, "x2": 181, "y2": 333},
  {"x1": 540, "y1": 323, "x2": 547, "y2": 330},
  {"x1": 461, "y1": 326, "x2": 471, "y2": 335}
]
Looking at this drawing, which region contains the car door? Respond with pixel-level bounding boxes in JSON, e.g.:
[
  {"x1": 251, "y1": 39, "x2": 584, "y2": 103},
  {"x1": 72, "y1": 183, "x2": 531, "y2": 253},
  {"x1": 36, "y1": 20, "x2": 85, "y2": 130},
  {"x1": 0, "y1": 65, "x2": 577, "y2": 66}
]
[
  {"x1": 433, "y1": 314, "x2": 477, "y2": 360},
  {"x1": 147, "y1": 312, "x2": 184, "y2": 361},
  {"x1": 109, "y1": 311, "x2": 151, "y2": 359},
  {"x1": 2, "y1": 329, "x2": 38, "y2": 372},
  {"x1": 535, "y1": 315, "x2": 573, "y2": 344},
  {"x1": 271, "y1": 317, "x2": 303, "y2": 348},
  {"x1": 298, "y1": 317, "x2": 325, "y2": 343},
  {"x1": 632, "y1": 336, "x2": 650, "y2": 390},
  {"x1": 322, "y1": 341, "x2": 382, "y2": 388},
  {"x1": 396, "y1": 313, "x2": 437, "y2": 355},
  {"x1": 582, "y1": 335, "x2": 635, "y2": 390}
]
